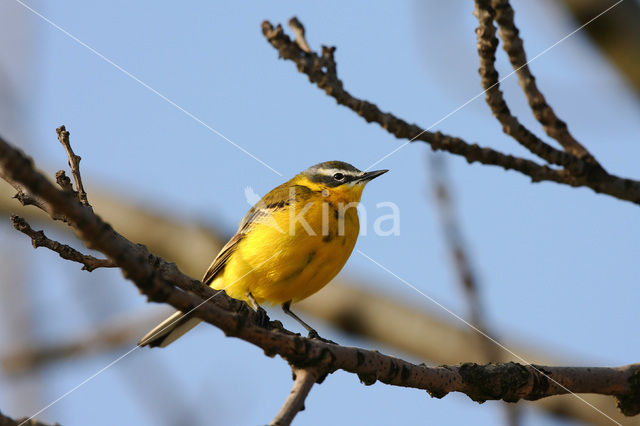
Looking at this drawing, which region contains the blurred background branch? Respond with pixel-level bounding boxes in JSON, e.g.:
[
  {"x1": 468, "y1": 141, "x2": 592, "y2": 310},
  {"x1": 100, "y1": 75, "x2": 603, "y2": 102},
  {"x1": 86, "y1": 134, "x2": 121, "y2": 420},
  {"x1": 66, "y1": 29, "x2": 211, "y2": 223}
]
[
  {"x1": 560, "y1": 0, "x2": 640, "y2": 96},
  {"x1": 428, "y1": 152, "x2": 520, "y2": 425}
]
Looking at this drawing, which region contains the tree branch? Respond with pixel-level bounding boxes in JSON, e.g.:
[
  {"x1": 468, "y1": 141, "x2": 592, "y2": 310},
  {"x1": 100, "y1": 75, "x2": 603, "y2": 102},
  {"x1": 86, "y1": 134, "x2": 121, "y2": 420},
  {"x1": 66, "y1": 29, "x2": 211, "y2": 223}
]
[
  {"x1": 56, "y1": 125, "x2": 89, "y2": 206},
  {"x1": 473, "y1": 1, "x2": 580, "y2": 171},
  {"x1": 1, "y1": 182, "x2": 629, "y2": 424},
  {"x1": 1, "y1": 134, "x2": 639, "y2": 417},
  {"x1": 288, "y1": 17, "x2": 311, "y2": 53},
  {"x1": 261, "y1": 19, "x2": 640, "y2": 205},
  {"x1": 489, "y1": 0, "x2": 597, "y2": 162},
  {"x1": 10, "y1": 215, "x2": 115, "y2": 271},
  {"x1": 271, "y1": 368, "x2": 319, "y2": 426},
  {"x1": 0, "y1": 170, "x2": 66, "y2": 222},
  {"x1": 261, "y1": 20, "x2": 567, "y2": 183}
]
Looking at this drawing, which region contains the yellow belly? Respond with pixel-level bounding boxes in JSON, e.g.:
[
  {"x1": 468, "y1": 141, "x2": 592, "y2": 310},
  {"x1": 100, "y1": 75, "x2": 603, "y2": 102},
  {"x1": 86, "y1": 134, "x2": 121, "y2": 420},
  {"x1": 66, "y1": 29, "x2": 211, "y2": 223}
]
[{"x1": 211, "y1": 200, "x2": 359, "y2": 306}]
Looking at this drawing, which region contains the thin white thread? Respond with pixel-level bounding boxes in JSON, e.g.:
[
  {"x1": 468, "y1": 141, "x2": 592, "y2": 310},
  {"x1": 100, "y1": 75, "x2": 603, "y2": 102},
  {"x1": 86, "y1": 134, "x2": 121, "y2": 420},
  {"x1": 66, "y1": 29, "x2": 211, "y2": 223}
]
[
  {"x1": 12, "y1": 0, "x2": 283, "y2": 177},
  {"x1": 18, "y1": 347, "x2": 138, "y2": 426},
  {"x1": 356, "y1": 249, "x2": 621, "y2": 425},
  {"x1": 20, "y1": 249, "x2": 282, "y2": 425},
  {"x1": 365, "y1": 0, "x2": 624, "y2": 171}
]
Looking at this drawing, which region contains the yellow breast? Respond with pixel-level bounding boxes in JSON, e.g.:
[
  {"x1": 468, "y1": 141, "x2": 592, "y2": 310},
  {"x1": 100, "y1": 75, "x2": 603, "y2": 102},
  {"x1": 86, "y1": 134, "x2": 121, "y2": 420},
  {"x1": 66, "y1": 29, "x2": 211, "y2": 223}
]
[{"x1": 211, "y1": 185, "x2": 362, "y2": 306}]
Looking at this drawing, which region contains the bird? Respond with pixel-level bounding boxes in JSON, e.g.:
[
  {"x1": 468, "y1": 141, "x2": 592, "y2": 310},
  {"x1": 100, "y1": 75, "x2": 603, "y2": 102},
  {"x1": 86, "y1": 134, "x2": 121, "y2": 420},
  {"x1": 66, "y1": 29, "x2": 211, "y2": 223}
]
[{"x1": 138, "y1": 161, "x2": 388, "y2": 348}]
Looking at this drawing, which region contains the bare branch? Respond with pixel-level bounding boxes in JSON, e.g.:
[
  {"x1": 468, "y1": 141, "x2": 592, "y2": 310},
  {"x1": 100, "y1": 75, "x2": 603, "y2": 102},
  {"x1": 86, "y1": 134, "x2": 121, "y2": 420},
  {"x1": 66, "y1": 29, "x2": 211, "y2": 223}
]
[
  {"x1": 55, "y1": 170, "x2": 73, "y2": 192},
  {"x1": 0, "y1": 166, "x2": 67, "y2": 223},
  {"x1": 473, "y1": 1, "x2": 580, "y2": 171},
  {"x1": 271, "y1": 368, "x2": 319, "y2": 426},
  {"x1": 2, "y1": 133, "x2": 640, "y2": 416},
  {"x1": 261, "y1": 19, "x2": 640, "y2": 205},
  {"x1": 261, "y1": 21, "x2": 567, "y2": 183},
  {"x1": 288, "y1": 17, "x2": 311, "y2": 53},
  {"x1": 428, "y1": 155, "x2": 496, "y2": 358},
  {"x1": 12, "y1": 189, "x2": 44, "y2": 210},
  {"x1": 56, "y1": 125, "x2": 89, "y2": 206},
  {"x1": 10, "y1": 215, "x2": 115, "y2": 271},
  {"x1": 489, "y1": 0, "x2": 597, "y2": 162}
]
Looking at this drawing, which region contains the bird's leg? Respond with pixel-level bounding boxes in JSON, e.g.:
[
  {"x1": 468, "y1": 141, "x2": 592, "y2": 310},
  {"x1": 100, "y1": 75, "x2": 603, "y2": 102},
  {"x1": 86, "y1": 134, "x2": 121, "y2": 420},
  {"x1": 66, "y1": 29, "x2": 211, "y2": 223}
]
[
  {"x1": 246, "y1": 292, "x2": 269, "y2": 327},
  {"x1": 282, "y1": 301, "x2": 323, "y2": 340}
]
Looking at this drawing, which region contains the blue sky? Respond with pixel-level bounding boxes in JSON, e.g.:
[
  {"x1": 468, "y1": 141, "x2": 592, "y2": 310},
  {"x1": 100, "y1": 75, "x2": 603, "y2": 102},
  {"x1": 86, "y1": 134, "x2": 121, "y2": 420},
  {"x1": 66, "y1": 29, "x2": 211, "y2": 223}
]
[{"x1": 1, "y1": 0, "x2": 638, "y2": 425}]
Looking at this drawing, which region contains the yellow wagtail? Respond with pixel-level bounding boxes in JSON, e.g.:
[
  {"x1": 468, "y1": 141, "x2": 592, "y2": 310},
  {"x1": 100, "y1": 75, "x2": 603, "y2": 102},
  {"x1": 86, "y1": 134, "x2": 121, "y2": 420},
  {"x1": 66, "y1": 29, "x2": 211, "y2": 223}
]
[{"x1": 138, "y1": 161, "x2": 387, "y2": 347}]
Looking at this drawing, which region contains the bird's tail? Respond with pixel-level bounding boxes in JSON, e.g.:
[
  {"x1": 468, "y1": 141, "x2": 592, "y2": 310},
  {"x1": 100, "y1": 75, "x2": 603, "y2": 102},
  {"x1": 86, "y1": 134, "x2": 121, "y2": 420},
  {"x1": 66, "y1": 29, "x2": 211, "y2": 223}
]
[{"x1": 138, "y1": 311, "x2": 202, "y2": 348}]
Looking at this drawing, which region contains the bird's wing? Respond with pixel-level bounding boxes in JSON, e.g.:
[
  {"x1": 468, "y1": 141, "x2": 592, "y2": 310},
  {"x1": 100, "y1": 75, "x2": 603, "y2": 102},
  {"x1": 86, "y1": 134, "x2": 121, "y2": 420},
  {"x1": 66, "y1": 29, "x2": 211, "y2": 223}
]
[
  {"x1": 201, "y1": 184, "x2": 314, "y2": 285},
  {"x1": 201, "y1": 232, "x2": 243, "y2": 285}
]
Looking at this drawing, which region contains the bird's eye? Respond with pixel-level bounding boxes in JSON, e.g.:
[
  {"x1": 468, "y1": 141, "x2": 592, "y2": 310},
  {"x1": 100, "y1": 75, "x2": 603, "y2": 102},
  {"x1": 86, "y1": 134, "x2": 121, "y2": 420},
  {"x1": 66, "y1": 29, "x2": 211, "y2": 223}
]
[{"x1": 333, "y1": 173, "x2": 345, "y2": 181}]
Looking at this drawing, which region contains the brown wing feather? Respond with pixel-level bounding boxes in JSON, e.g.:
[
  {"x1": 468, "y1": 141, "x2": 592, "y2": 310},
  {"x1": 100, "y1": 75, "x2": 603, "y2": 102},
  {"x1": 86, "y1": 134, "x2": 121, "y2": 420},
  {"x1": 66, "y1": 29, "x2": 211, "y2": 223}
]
[{"x1": 201, "y1": 232, "x2": 243, "y2": 285}]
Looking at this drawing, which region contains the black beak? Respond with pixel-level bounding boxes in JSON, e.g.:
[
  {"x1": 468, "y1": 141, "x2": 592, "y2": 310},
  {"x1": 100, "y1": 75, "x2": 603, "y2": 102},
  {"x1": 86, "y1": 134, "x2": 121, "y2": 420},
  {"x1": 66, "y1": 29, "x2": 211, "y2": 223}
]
[{"x1": 358, "y1": 169, "x2": 389, "y2": 182}]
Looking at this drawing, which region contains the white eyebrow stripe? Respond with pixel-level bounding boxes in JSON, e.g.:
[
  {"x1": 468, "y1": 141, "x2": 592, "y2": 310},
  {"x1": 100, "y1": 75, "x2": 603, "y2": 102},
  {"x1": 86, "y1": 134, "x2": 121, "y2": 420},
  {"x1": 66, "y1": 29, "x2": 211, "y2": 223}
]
[{"x1": 316, "y1": 168, "x2": 362, "y2": 176}]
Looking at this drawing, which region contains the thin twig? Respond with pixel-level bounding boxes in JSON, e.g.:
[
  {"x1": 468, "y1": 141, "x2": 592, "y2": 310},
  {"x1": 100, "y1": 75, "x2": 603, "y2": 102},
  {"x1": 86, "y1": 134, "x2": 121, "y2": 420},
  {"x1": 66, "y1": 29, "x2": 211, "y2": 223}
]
[
  {"x1": 261, "y1": 19, "x2": 640, "y2": 205},
  {"x1": 288, "y1": 17, "x2": 311, "y2": 53},
  {"x1": 271, "y1": 368, "x2": 319, "y2": 426},
  {"x1": 490, "y1": 0, "x2": 597, "y2": 162},
  {"x1": 56, "y1": 125, "x2": 89, "y2": 206},
  {"x1": 1, "y1": 168, "x2": 66, "y2": 222},
  {"x1": 1, "y1": 133, "x2": 640, "y2": 416},
  {"x1": 55, "y1": 170, "x2": 73, "y2": 192},
  {"x1": 10, "y1": 215, "x2": 115, "y2": 271},
  {"x1": 11, "y1": 189, "x2": 42, "y2": 210},
  {"x1": 261, "y1": 21, "x2": 566, "y2": 183},
  {"x1": 473, "y1": 1, "x2": 579, "y2": 171}
]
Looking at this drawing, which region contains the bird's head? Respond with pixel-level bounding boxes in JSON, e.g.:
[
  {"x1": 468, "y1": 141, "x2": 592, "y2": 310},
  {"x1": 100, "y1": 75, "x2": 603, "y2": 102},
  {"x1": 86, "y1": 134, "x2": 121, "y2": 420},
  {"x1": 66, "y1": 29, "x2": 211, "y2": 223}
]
[{"x1": 293, "y1": 161, "x2": 388, "y2": 202}]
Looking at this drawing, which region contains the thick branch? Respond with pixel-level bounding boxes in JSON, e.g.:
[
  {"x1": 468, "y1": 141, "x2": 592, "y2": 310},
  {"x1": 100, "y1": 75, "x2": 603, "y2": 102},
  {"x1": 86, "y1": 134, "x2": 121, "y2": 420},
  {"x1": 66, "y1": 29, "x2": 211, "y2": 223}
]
[
  {"x1": 1, "y1": 136, "x2": 639, "y2": 415},
  {"x1": 271, "y1": 368, "x2": 319, "y2": 426},
  {"x1": 10, "y1": 215, "x2": 115, "y2": 271},
  {"x1": 0, "y1": 182, "x2": 630, "y2": 425},
  {"x1": 261, "y1": 19, "x2": 640, "y2": 205}
]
